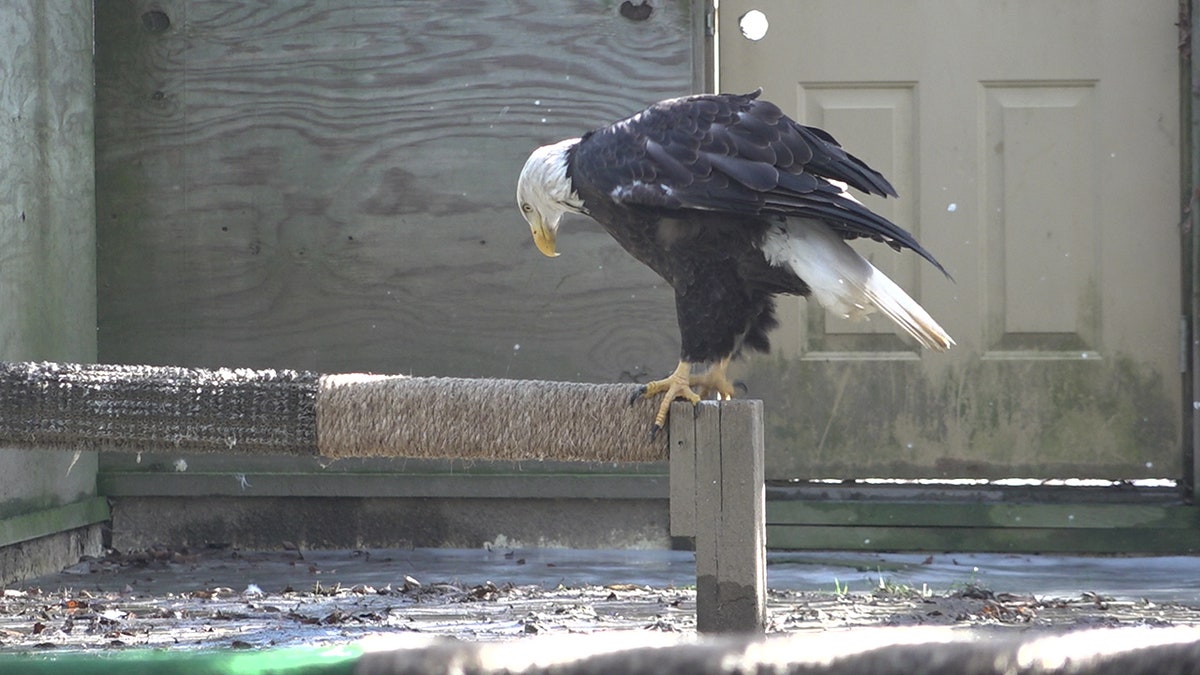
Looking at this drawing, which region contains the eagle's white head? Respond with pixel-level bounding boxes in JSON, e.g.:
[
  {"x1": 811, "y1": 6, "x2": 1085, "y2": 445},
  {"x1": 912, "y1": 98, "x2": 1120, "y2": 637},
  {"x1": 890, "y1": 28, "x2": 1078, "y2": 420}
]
[{"x1": 517, "y1": 138, "x2": 584, "y2": 257}]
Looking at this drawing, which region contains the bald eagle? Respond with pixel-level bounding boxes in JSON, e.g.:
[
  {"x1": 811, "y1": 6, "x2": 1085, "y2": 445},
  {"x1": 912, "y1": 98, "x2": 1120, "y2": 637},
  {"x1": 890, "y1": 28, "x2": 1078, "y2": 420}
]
[{"x1": 517, "y1": 90, "x2": 953, "y2": 434}]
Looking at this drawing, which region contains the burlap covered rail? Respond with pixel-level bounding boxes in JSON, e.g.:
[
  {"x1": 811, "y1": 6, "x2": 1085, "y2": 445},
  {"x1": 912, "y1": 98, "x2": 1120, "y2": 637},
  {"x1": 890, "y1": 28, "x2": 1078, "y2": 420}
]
[
  {"x1": 0, "y1": 360, "x2": 766, "y2": 633},
  {"x1": 0, "y1": 362, "x2": 668, "y2": 462}
]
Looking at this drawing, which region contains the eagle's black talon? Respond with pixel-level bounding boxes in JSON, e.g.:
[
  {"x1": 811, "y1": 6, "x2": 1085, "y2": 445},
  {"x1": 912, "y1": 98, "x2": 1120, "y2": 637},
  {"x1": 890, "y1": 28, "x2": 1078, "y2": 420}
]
[
  {"x1": 649, "y1": 423, "x2": 663, "y2": 441},
  {"x1": 629, "y1": 387, "x2": 647, "y2": 406},
  {"x1": 734, "y1": 380, "x2": 749, "y2": 395}
]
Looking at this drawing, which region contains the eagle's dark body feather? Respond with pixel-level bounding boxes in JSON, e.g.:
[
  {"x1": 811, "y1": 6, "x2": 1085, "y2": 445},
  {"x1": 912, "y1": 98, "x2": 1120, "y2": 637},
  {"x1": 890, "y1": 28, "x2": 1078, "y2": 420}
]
[
  {"x1": 571, "y1": 188, "x2": 800, "y2": 362},
  {"x1": 561, "y1": 90, "x2": 945, "y2": 364}
]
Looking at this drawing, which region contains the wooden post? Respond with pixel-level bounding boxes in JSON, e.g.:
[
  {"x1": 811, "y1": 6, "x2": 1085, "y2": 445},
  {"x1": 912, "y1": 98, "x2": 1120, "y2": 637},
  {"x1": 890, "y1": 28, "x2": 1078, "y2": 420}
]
[
  {"x1": 668, "y1": 401, "x2": 697, "y2": 541},
  {"x1": 670, "y1": 399, "x2": 766, "y2": 633},
  {"x1": 0, "y1": 0, "x2": 102, "y2": 582}
]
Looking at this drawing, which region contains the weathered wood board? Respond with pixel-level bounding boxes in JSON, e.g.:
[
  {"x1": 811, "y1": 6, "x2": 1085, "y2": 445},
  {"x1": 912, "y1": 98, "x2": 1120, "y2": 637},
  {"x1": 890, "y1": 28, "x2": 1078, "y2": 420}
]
[
  {"x1": 95, "y1": 0, "x2": 699, "y2": 385},
  {"x1": 1, "y1": 2, "x2": 96, "y2": 364},
  {"x1": 0, "y1": 1, "x2": 104, "y2": 579}
]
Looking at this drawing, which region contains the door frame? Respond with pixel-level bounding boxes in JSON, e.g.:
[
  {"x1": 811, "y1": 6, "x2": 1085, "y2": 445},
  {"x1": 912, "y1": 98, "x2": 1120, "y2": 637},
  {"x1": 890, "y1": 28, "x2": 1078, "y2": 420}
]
[{"x1": 1185, "y1": 0, "x2": 1199, "y2": 505}]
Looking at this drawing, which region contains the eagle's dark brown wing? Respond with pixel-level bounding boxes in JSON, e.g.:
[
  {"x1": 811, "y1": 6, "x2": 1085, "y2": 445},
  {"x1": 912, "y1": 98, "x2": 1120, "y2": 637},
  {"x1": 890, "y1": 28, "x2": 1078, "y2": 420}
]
[{"x1": 569, "y1": 90, "x2": 948, "y2": 277}]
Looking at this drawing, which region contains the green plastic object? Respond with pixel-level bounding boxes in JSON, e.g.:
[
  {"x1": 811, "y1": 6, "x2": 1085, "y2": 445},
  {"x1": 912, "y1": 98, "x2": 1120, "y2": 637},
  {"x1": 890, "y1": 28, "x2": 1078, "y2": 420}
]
[{"x1": 0, "y1": 644, "x2": 362, "y2": 675}]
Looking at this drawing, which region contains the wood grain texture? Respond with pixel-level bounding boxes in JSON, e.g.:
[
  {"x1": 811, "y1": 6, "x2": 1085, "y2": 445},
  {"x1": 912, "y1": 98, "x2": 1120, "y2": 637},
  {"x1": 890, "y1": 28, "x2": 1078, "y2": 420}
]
[
  {"x1": 0, "y1": 2, "x2": 99, "y2": 519},
  {"x1": 693, "y1": 400, "x2": 766, "y2": 633},
  {"x1": 669, "y1": 400, "x2": 698, "y2": 538},
  {"x1": 95, "y1": 0, "x2": 697, "y2": 389},
  {"x1": 692, "y1": 401, "x2": 724, "y2": 631},
  {"x1": 0, "y1": 2, "x2": 96, "y2": 363}
]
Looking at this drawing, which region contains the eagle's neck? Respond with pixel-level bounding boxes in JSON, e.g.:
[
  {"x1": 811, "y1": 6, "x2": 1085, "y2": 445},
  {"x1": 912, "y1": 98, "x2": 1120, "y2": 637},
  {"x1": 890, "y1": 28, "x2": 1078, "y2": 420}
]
[{"x1": 543, "y1": 138, "x2": 585, "y2": 214}]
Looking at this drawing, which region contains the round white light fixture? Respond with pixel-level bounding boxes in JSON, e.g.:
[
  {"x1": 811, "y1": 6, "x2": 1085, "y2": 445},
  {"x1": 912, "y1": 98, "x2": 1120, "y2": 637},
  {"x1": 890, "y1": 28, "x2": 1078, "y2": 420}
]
[{"x1": 739, "y1": 10, "x2": 769, "y2": 41}]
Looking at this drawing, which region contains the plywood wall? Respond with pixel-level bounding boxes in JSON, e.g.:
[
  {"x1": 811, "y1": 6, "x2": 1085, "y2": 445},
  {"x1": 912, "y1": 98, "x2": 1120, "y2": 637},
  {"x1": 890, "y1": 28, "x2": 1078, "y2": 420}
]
[
  {"x1": 95, "y1": 0, "x2": 700, "y2": 386},
  {"x1": 1, "y1": 3, "x2": 96, "y2": 364}
]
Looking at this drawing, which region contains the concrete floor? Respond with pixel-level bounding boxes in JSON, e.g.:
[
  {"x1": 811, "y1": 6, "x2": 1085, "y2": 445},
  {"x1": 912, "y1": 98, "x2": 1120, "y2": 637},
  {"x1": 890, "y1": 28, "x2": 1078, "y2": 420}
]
[{"x1": 34, "y1": 547, "x2": 1200, "y2": 604}]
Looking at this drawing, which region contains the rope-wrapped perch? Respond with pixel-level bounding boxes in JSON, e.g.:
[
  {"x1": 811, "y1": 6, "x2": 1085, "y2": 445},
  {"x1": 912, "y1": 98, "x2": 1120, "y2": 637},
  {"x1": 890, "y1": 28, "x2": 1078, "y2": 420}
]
[{"x1": 0, "y1": 362, "x2": 668, "y2": 462}]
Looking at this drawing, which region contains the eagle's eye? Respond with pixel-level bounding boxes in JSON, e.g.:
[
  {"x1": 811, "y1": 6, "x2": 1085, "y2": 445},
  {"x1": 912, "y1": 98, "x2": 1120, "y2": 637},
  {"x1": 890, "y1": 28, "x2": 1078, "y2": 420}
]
[{"x1": 521, "y1": 203, "x2": 533, "y2": 213}]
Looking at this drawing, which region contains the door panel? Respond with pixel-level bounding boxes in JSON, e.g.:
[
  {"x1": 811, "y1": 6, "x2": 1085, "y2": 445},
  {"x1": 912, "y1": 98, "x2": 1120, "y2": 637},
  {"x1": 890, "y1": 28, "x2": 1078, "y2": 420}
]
[{"x1": 720, "y1": 1, "x2": 1182, "y2": 479}]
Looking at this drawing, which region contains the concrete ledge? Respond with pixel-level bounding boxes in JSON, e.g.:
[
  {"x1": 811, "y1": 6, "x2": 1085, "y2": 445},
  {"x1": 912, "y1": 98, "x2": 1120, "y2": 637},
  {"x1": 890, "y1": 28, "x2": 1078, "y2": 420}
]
[
  {"x1": 108, "y1": 496, "x2": 671, "y2": 550},
  {"x1": 0, "y1": 523, "x2": 103, "y2": 587},
  {"x1": 352, "y1": 627, "x2": 1200, "y2": 675},
  {"x1": 0, "y1": 498, "x2": 108, "y2": 585}
]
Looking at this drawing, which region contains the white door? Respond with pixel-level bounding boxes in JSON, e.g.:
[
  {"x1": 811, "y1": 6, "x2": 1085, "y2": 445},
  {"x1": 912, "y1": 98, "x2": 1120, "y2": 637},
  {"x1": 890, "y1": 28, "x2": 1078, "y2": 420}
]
[{"x1": 721, "y1": 1, "x2": 1183, "y2": 479}]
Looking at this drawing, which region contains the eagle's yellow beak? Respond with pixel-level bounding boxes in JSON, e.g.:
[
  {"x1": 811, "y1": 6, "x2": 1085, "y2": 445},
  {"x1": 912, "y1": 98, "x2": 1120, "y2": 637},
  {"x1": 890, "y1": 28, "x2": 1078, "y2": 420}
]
[{"x1": 531, "y1": 220, "x2": 559, "y2": 258}]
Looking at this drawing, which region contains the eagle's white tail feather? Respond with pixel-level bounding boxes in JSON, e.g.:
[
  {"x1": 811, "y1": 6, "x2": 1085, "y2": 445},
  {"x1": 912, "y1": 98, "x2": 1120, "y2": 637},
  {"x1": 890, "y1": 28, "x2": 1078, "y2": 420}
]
[
  {"x1": 856, "y1": 265, "x2": 955, "y2": 351},
  {"x1": 762, "y1": 220, "x2": 954, "y2": 351}
]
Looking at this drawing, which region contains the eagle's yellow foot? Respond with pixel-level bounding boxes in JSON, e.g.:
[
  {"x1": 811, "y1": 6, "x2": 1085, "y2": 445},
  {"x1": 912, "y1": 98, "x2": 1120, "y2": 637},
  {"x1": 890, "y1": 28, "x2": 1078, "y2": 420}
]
[
  {"x1": 688, "y1": 357, "x2": 736, "y2": 400},
  {"x1": 632, "y1": 361, "x2": 702, "y2": 439}
]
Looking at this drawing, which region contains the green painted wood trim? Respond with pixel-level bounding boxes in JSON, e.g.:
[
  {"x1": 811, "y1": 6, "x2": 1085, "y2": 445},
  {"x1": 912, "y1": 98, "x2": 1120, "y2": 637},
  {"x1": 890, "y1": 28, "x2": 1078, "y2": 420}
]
[
  {"x1": 0, "y1": 497, "x2": 110, "y2": 548},
  {"x1": 766, "y1": 501, "x2": 1200, "y2": 530},
  {"x1": 767, "y1": 524, "x2": 1200, "y2": 554},
  {"x1": 0, "y1": 643, "x2": 359, "y2": 675},
  {"x1": 97, "y1": 472, "x2": 668, "y2": 500}
]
